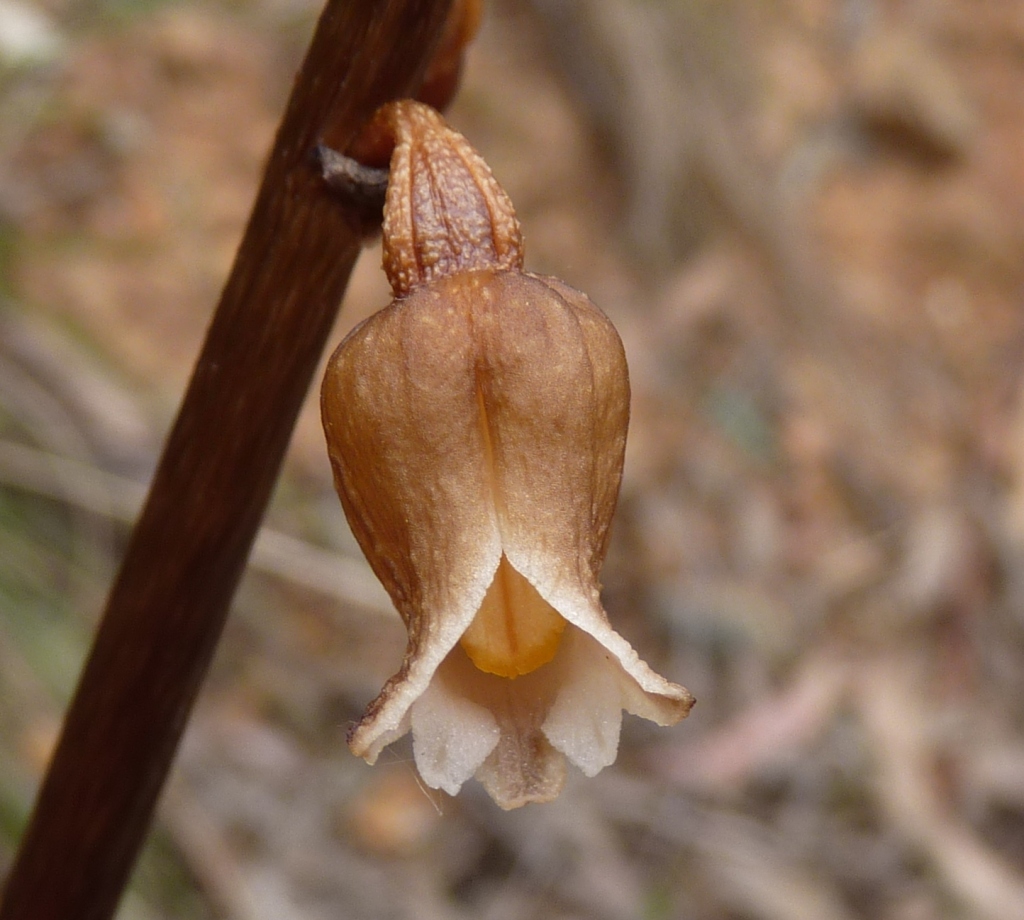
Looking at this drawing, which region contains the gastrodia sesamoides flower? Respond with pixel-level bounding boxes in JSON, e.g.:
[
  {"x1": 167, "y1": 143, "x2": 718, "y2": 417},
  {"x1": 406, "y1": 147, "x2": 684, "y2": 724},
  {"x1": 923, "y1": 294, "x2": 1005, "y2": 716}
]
[{"x1": 321, "y1": 100, "x2": 693, "y2": 809}]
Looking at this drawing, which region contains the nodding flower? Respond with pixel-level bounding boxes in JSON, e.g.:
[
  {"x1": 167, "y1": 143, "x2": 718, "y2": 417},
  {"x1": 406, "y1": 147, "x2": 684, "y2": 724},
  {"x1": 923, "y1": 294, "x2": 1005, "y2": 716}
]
[{"x1": 321, "y1": 100, "x2": 693, "y2": 809}]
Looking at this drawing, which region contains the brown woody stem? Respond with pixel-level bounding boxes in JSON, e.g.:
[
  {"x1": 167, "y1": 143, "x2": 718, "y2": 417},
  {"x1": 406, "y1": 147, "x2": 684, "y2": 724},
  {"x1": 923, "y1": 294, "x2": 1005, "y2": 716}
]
[{"x1": 0, "y1": 2, "x2": 452, "y2": 919}]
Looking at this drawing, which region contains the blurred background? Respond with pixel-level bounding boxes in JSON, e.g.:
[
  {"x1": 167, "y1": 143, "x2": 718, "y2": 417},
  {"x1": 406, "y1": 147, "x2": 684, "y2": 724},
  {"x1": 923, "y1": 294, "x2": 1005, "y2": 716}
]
[{"x1": 3, "y1": 0, "x2": 1024, "y2": 917}]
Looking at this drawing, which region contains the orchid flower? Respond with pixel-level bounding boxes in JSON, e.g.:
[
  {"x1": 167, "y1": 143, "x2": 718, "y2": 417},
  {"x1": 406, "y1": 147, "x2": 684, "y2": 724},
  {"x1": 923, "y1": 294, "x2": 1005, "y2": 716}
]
[{"x1": 321, "y1": 101, "x2": 693, "y2": 809}]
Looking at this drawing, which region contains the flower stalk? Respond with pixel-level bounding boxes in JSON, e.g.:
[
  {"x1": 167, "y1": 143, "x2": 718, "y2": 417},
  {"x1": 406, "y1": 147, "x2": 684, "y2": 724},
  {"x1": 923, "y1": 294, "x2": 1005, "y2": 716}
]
[{"x1": 0, "y1": 6, "x2": 457, "y2": 919}]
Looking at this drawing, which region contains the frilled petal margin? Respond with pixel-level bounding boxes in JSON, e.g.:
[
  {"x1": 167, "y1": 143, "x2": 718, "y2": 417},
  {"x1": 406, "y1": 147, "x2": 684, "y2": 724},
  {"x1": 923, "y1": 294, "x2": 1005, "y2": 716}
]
[{"x1": 349, "y1": 552, "x2": 693, "y2": 809}]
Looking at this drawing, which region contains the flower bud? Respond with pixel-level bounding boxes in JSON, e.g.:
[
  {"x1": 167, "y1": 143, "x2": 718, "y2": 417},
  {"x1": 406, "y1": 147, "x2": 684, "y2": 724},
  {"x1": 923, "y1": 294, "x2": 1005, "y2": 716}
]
[{"x1": 321, "y1": 101, "x2": 693, "y2": 808}]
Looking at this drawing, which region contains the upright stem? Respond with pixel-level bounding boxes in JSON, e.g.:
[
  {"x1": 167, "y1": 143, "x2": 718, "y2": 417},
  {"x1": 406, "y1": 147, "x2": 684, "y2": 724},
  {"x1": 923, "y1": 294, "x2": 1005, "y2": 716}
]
[{"x1": 0, "y1": 2, "x2": 452, "y2": 918}]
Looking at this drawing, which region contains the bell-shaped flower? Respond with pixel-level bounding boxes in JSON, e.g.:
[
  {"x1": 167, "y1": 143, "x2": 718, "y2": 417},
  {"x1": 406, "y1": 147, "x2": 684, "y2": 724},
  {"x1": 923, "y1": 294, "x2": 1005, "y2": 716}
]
[{"x1": 321, "y1": 101, "x2": 692, "y2": 808}]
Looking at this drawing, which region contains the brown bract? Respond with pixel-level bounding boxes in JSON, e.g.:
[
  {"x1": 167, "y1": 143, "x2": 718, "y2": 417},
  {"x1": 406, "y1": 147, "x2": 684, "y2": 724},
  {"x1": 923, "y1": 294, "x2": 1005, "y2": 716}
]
[{"x1": 321, "y1": 101, "x2": 693, "y2": 808}]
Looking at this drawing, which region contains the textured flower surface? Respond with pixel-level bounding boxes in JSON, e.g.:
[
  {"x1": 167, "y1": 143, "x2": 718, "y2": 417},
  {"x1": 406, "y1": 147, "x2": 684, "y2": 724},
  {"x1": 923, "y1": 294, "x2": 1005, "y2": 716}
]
[{"x1": 321, "y1": 101, "x2": 693, "y2": 808}]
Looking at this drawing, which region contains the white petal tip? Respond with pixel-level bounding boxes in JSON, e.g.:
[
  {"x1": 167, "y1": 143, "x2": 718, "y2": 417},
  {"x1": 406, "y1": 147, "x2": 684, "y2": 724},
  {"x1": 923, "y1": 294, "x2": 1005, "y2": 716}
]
[
  {"x1": 542, "y1": 631, "x2": 624, "y2": 776},
  {"x1": 411, "y1": 674, "x2": 500, "y2": 795}
]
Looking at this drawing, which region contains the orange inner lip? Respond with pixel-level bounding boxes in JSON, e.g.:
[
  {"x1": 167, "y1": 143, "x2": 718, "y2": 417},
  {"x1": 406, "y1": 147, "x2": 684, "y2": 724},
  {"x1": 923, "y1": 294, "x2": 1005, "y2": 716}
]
[{"x1": 460, "y1": 555, "x2": 566, "y2": 678}]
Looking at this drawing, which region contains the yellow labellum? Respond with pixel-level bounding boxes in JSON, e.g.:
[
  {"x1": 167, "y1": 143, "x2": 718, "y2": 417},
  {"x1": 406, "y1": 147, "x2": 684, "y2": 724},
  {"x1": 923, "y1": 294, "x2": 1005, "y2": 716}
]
[{"x1": 460, "y1": 556, "x2": 566, "y2": 678}]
